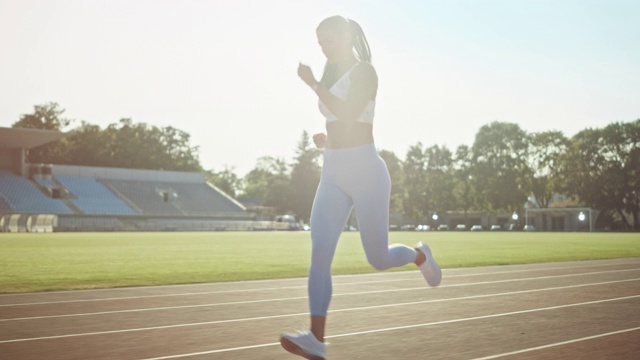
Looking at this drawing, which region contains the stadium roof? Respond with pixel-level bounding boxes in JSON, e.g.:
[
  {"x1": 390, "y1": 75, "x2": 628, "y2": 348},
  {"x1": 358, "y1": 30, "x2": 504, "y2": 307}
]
[{"x1": 0, "y1": 127, "x2": 67, "y2": 149}]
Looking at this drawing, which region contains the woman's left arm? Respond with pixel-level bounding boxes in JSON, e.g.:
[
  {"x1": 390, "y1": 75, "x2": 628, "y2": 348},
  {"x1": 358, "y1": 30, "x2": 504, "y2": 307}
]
[{"x1": 299, "y1": 63, "x2": 378, "y2": 122}]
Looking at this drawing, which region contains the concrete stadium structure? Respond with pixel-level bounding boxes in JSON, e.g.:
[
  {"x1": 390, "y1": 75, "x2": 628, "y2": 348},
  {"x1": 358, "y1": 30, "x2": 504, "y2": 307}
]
[{"x1": 0, "y1": 127, "x2": 263, "y2": 232}]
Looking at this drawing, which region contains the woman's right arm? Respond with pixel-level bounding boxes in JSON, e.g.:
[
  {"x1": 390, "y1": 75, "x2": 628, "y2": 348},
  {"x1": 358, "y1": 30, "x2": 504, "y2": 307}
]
[{"x1": 313, "y1": 63, "x2": 377, "y2": 123}]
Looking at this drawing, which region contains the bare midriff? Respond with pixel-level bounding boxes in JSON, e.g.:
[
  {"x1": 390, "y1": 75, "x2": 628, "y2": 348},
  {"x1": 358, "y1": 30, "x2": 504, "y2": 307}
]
[{"x1": 326, "y1": 121, "x2": 374, "y2": 148}]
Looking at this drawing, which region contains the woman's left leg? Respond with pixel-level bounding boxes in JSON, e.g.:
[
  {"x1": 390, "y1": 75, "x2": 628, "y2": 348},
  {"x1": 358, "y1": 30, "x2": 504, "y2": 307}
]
[{"x1": 351, "y1": 158, "x2": 417, "y2": 270}]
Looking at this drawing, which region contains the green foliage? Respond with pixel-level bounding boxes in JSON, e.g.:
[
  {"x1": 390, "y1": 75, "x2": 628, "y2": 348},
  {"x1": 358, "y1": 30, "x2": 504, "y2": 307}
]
[
  {"x1": 424, "y1": 145, "x2": 455, "y2": 215},
  {"x1": 12, "y1": 102, "x2": 72, "y2": 131},
  {"x1": 471, "y1": 122, "x2": 529, "y2": 213},
  {"x1": 402, "y1": 143, "x2": 428, "y2": 221},
  {"x1": 562, "y1": 120, "x2": 640, "y2": 230},
  {"x1": 205, "y1": 167, "x2": 241, "y2": 198},
  {"x1": 13, "y1": 104, "x2": 202, "y2": 172},
  {"x1": 453, "y1": 144, "x2": 475, "y2": 215},
  {"x1": 241, "y1": 156, "x2": 291, "y2": 214},
  {"x1": 97, "y1": 119, "x2": 201, "y2": 171},
  {"x1": 525, "y1": 131, "x2": 569, "y2": 208},
  {"x1": 12, "y1": 102, "x2": 74, "y2": 164},
  {"x1": 289, "y1": 131, "x2": 322, "y2": 223}
]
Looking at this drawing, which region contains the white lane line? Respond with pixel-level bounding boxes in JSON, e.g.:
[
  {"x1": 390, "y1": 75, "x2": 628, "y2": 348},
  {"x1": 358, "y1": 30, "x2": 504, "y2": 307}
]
[
  {"x1": 472, "y1": 326, "x2": 640, "y2": 360},
  {"x1": 2, "y1": 272, "x2": 639, "y2": 322},
  {"x1": 2, "y1": 267, "x2": 639, "y2": 308},
  {"x1": 1, "y1": 259, "x2": 638, "y2": 300},
  {"x1": 1, "y1": 278, "x2": 638, "y2": 343},
  {"x1": 138, "y1": 295, "x2": 640, "y2": 360},
  {"x1": 144, "y1": 342, "x2": 281, "y2": 360}
]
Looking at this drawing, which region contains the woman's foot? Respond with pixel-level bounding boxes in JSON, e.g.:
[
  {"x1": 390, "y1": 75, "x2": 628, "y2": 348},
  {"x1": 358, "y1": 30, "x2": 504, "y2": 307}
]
[
  {"x1": 415, "y1": 242, "x2": 442, "y2": 287},
  {"x1": 280, "y1": 330, "x2": 327, "y2": 359}
]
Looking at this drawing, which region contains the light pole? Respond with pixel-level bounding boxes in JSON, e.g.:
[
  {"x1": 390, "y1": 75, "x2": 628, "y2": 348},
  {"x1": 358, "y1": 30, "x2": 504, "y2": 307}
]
[{"x1": 578, "y1": 211, "x2": 587, "y2": 231}]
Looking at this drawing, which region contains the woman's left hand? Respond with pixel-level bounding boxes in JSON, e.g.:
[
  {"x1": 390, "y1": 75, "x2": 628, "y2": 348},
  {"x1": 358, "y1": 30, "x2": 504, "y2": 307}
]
[
  {"x1": 312, "y1": 133, "x2": 327, "y2": 148},
  {"x1": 298, "y1": 63, "x2": 317, "y2": 87}
]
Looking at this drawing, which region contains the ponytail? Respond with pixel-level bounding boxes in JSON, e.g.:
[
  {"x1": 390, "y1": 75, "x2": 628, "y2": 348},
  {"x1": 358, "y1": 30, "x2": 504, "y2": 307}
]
[{"x1": 347, "y1": 19, "x2": 371, "y2": 63}]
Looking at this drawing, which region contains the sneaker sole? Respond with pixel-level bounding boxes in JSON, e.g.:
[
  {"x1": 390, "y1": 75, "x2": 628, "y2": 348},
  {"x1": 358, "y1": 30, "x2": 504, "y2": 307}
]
[{"x1": 280, "y1": 336, "x2": 325, "y2": 360}]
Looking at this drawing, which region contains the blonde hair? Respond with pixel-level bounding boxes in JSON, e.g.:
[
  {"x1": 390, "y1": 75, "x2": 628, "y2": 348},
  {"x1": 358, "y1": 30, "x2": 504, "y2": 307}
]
[{"x1": 317, "y1": 16, "x2": 372, "y2": 86}]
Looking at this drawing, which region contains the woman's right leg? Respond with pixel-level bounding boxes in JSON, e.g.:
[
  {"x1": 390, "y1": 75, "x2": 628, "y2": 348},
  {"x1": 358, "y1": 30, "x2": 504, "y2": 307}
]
[{"x1": 308, "y1": 180, "x2": 353, "y2": 341}]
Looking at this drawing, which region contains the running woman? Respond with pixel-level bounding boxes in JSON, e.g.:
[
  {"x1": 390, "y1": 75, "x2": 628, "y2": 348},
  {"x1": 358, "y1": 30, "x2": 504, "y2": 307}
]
[{"x1": 280, "y1": 15, "x2": 442, "y2": 360}]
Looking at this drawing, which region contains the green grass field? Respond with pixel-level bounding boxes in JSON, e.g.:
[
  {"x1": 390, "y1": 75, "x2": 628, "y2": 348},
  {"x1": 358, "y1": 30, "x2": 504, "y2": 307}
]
[{"x1": 1, "y1": 231, "x2": 639, "y2": 293}]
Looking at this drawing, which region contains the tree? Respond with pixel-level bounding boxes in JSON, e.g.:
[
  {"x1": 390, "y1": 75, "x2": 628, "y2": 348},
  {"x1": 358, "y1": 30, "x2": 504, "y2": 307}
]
[
  {"x1": 289, "y1": 131, "x2": 322, "y2": 223},
  {"x1": 98, "y1": 118, "x2": 201, "y2": 171},
  {"x1": 159, "y1": 126, "x2": 202, "y2": 171},
  {"x1": 424, "y1": 144, "x2": 455, "y2": 217},
  {"x1": 12, "y1": 102, "x2": 72, "y2": 130},
  {"x1": 524, "y1": 131, "x2": 569, "y2": 209},
  {"x1": 205, "y1": 167, "x2": 241, "y2": 199},
  {"x1": 562, "y1": 120, "x2": 640, "y2": 230},
  {"x1": 13, "y1": 102, "x2": 74, "y2": 164},
  {"x1": 12, "y1": 104, "x2": 203, "y2": 172},
  {"x1": 471, "y1": 122, "x2": 529, "y2": 216},
  {"x1": 241, "y1": 156, "x2": 291, "y2": 215},
  {"x1": 402, "y1": 143, "x2": 428, "y2": 223},
  {"x1": 51, "y1": 121, "x2": 106, "y2": 166},
  {"x1": 453, "y1": 144, "x2": 475, "y2": 218}
]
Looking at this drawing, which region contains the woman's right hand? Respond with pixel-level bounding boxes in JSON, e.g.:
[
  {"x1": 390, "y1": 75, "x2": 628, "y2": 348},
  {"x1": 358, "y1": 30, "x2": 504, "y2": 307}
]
[
  {"x1": 313, "y1": 133, "x2": 327, "y2": 149},
  {"x1": 298, "y1": 63, "x2": 317, "y2": 87}
]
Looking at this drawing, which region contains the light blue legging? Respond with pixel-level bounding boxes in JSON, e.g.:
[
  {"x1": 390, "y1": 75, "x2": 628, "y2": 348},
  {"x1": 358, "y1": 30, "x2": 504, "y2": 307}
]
[{"x1": 308, "y1": 143, "x2": 417, "y2": 316}]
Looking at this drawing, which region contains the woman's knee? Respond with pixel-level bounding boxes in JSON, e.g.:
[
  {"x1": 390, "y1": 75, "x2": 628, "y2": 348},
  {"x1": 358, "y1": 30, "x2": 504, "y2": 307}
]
[{"x1": 366, "y1": 253, "x2": 391, "y2": 271}]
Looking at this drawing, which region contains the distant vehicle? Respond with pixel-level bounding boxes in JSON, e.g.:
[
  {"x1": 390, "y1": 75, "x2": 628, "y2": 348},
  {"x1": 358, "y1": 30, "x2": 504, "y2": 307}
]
[
  {"x1": 415, "y1": 224, "x2": 431, "y2": 231},
  {"x1": 470, "y1": 225, "x2": 483, "y2": 231},
  {"x1": 437, "y1": 224, "x2": 450, "y2": 231},
  {"x1": 490, "y1": 225, "x2": 501, "y2": 231},
  {"x1": 523, "y1": 225, "x2": 537, "y2": 231},
  {"x1": 455, "y1": 224, "x2": 467, "y2": 231},
  {"x1": 401, "y1": 224, "x2": 415, "y2": 231},
  {"x1": 274, "y1": 215, "x2": 302, "y2": 230}
]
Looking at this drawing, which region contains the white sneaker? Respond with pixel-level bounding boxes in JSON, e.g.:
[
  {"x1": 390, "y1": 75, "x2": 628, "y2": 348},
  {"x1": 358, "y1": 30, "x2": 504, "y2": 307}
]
[
  {"x1": 280, "y1": 330, "x2": 327, "y2": 360},
  {"x1": 416, "y1": 242, "x2": 442, "y2": 287}
]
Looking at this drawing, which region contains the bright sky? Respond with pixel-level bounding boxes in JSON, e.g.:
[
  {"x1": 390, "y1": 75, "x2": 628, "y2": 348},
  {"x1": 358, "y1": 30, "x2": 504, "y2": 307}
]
[{"x1": 2, "y1": 0, "x2": 639, "y2": 176}]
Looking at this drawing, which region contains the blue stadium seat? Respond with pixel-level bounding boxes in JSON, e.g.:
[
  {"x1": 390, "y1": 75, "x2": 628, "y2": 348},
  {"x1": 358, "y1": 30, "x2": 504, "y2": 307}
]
[
  {"x1": 55, "y1": 176, "x2": 137, "y2": 215},
  {"x1": 0, "y1": 171, "x2": 72, "y2": 214}
]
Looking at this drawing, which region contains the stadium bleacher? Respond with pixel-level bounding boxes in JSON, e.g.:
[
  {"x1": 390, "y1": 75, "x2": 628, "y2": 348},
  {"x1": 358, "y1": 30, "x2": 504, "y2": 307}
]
[
  {"x1": 99, "y1": 179, "x2": 185, "y2": 215},
  {"x1": 0, "y1": 170, "x2": 246, "y2": 216},
  {"x1": 0, "y1": 194, "x2": 13, "y2": 212},
  {"x1": 34, "y1": 177, "x2": 57, "y2": 188},
  {"x1": 96, "y1": 178, "x2": 247, "y2": 216},
  {"x1": 0, "y1": 171, "x2": 72, "y2": 214},
  {"x1": 0, "y1": 158, "x2": 253, "y2": 231},
  {"x1": 170, "y1": 182, "x2": 246, "y2": 214},
  {"x1": 142, "y1": 181, "x2": 245, "y2": 215},
  {"x1": 56, "y1": 176, "x2": 136, "y2": 215},
  {"x1": 0, "y1": 127, "x2": 252, "y2": 231}
]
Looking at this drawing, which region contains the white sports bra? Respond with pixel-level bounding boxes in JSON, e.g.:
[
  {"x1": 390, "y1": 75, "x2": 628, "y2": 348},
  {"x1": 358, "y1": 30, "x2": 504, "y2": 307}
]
[{"x1": 318, "y1": 63, "x2": 375, "y2": 124}]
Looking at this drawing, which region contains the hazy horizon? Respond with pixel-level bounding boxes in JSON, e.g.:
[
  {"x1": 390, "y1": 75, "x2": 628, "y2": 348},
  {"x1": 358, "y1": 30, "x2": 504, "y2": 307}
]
[{"x1": 2, "y1": 0, "x2": 639, "y2": 175}]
